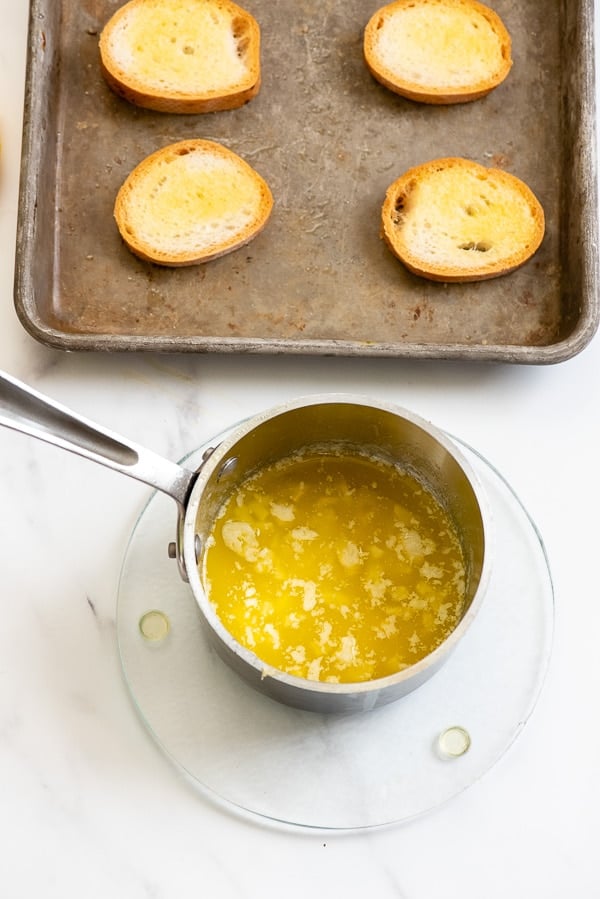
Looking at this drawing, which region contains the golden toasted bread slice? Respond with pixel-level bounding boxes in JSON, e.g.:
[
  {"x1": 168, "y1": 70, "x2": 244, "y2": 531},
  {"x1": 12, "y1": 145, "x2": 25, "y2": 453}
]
[
  {"x1": 100, "y1": 0, "x2": 261, "y2": 113},
  {"x1": 381, "y1": 158, "x2": 545, "y2": 282},
  {"x1": 364, "y1": 0, "x2": 512, "y2": 104},
  {"x1": 114, "y1": 139, "x2": 273, "y2": 266}
]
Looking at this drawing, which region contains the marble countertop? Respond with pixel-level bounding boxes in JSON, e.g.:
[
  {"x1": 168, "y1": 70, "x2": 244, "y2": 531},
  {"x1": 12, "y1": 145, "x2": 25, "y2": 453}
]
[{"x1": 1, "y1": 2, "x2": 599, "y2": 896}]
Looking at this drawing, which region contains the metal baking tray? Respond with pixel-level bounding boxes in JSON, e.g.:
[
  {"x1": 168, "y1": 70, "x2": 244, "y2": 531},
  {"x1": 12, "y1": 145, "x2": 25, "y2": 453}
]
[{"x1": 14, "y1": 0, "x2": 599, "y2": 362}]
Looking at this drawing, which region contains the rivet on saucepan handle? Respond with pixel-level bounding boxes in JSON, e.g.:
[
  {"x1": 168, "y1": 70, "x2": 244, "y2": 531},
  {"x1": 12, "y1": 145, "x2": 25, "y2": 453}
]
[{"x1": 217, "y1": 456, "x2": 238, "y2": 480}]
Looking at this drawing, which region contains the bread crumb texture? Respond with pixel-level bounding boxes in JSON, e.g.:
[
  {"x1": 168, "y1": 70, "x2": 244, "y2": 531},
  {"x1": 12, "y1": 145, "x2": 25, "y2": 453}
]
[
  {"x1": 100, "y1": 0, "x2": 260, "y2": 112},
  {"x1": 114, "y1": 139, "x2": 273, "y2": 266},
  {"x1": 364, "y1": 0, "x2": 512, "y2": 103},
  {"x1": 382, "y1": 158, "x2": 545, "y2": 282}
]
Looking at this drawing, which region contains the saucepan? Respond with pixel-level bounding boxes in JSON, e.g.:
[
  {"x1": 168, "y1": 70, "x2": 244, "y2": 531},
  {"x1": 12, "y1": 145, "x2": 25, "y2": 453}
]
[{"x1": 0, "y1": 371, "x2": 491, "y2": 714}]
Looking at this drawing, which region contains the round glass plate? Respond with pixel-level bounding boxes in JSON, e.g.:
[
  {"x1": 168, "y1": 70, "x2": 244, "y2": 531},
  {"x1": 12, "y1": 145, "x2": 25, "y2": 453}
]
[{"x1": 116, "y1": 430, "x2": 554, "y2": 830}]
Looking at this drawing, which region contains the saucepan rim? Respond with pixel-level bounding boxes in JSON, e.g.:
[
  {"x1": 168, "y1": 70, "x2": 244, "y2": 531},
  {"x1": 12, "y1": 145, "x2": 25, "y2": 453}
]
[{"x1": 180, "y1": 393, "x2": 493, "y2": 700}]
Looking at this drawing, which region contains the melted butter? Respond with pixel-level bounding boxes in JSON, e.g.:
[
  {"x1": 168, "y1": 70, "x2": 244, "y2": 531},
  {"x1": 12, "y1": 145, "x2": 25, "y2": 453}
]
[{"x1": 202, "y1": 451, "x2": 467, "y2": 683}]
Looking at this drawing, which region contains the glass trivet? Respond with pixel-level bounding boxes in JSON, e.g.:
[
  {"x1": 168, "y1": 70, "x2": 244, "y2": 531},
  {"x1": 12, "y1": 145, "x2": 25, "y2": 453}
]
[{"x1": 116, "y1": 430, "x2": 554, "y2": 830}]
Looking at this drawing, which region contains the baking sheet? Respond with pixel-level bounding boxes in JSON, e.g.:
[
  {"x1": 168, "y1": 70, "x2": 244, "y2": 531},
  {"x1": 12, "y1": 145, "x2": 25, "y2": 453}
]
[{"x1": 14, "y1": 0, "x2": 599, "y2": 361}]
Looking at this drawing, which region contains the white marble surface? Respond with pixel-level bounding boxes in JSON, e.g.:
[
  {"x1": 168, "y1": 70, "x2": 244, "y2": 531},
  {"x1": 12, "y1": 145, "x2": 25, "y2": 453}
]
[{"x1": 1, "y1": 2, "x2": 599, "y2": 896}]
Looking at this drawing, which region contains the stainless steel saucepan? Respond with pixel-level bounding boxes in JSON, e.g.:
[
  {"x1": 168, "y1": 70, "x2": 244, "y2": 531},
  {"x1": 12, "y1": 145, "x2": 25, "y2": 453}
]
[{"x1": 0, "y1": 371, "x2": 491, "y2": 714}]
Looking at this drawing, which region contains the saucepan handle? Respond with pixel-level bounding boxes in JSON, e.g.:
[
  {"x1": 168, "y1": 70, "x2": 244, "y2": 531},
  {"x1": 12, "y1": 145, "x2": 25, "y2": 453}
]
[{"x1": 0, "y1": 369, "x2": 197, "y2": 509}]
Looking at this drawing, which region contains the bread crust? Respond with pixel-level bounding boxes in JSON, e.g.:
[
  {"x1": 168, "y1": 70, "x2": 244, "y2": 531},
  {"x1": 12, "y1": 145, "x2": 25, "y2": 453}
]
[
  {"x1": 99, "y1": 0, "x2": 261, "y2": 113},
  {"x1": 381, "y1": 158, "x2": 545, "y2": 282},
  {"x1": 364, "y1": 0, "x2": 512, "y2": 105},
  {"x1": 114, "y1": 139, "x2": 273, "y2": 266}
]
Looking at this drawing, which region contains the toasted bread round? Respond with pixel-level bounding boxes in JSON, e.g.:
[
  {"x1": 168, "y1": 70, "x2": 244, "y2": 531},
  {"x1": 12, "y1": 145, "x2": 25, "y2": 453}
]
[
  {"x1": 99, "y1": 0, "x2": 261, "y2": 113},
  {"x1": 364, "y1": 0, "x2": 512, "y2": 104},
  {"x1": 381, "y1": 158, "x2": 545, "y2": 282},
  {"x1": 114, "y1": 139, "x2": 273, "y2": 266}
]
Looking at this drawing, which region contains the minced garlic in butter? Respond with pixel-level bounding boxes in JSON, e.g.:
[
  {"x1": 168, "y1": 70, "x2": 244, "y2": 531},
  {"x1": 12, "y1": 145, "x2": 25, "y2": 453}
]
[{"x1": 202, "y1": 451, "x2": 466, "y2": 683}]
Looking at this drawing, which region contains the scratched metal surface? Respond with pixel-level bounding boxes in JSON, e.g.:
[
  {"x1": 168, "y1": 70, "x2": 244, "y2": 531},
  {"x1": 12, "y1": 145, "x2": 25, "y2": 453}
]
[{"x1": 14, "y1": 0, "x2": 599, "y2": 361}]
